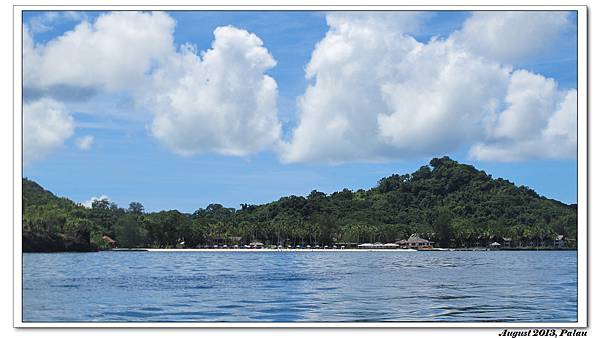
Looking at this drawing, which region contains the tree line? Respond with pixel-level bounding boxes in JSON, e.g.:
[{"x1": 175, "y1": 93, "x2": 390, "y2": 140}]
[{"x1": 22, "y1": 157, "x2": 577, "y2": 251}]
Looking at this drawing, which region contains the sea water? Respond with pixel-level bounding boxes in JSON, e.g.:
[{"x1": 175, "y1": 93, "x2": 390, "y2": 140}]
[{"x1": 22, "y1": 250, "x2": 577, "y2": 322}]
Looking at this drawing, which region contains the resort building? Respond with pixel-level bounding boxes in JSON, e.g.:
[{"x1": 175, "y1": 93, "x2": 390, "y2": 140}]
[{"x1": 396, "y1": 234, "x2": 434, "y2": 250}]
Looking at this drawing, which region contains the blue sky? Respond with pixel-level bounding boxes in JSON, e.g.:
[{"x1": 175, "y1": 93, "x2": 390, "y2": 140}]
[{"x1": 22, "y1": 11, "x2": 578, "y2": 212}]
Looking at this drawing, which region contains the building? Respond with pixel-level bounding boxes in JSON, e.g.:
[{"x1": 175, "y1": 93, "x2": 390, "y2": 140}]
[
  {"x1": 396, "y1": 234, "x2": 434, "y2": 250},
  {"x1": 502, "y1": 237, "x2": 514, "y2": 247},
  {"x1": 489, "y1": 242, "x2": 502, "y2": 249}
]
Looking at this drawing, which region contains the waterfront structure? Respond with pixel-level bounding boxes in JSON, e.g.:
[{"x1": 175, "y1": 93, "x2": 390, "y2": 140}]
[{"x1": 396, "y1": 234, "x2": 434, "y2": 250}]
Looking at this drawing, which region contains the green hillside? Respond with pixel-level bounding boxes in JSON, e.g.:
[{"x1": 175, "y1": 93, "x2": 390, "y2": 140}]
[{"x1": 22, "y1": 157, "x2": 577, "y2": 251}]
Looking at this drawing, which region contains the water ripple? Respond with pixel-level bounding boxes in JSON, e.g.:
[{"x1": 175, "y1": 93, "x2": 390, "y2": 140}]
[{"x1": 23, "y1": 251, "x2": 577, "y2": 322}]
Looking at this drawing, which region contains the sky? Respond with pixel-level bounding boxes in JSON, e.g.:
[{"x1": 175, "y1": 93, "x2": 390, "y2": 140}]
[{"x1": 21, "y1": 10, "x2": 578, "y2": 212}]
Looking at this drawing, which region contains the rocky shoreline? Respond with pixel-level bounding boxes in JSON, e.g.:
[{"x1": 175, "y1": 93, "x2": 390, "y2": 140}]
[{"x1": 22, "y1": 232, "x2": 98, "y2": 253}]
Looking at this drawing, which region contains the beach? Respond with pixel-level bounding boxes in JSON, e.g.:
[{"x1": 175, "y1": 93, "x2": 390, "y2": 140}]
[{"x1": 128, "y1": 248, "x2": 421, "y2": 252}]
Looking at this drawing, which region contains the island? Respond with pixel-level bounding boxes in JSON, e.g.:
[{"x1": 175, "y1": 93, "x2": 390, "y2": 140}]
[{"x1": 22, "y1": 156, "x2": 577, "y2": 252}]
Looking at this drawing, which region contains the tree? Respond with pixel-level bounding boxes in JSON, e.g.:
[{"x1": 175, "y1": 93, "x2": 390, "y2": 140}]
[
  {"x1": 128, "y1": 202, "x2": 144, "y2": 215},
  {"x1": 308, "y1": 190, "x2": 326, "y2": 200},
  {"x1": 22, "y1": 155, "x2": 578, "y2": 251},
  {"x1": 91, "y1": 198, "x2": 110, "y2": 210},
  {"x1": 114, "y1": 214, "x2": 147, "y2": 248},
  {"x1": 433, "y1": 209, "x2": 453, "y2": 248}
]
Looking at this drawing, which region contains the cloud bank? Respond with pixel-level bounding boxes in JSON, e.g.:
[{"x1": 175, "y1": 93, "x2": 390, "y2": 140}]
[
  {"x1": 281, "y1": 11, "x2": 576, "y2": 163},
  {"x1": 23, "y1": 11, "x2": 577, "y2": 166}
]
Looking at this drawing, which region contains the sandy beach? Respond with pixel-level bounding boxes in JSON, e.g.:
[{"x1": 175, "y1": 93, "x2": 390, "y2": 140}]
[{"x1": 117, "y1": 248, "x2": 422, "y2": 252}]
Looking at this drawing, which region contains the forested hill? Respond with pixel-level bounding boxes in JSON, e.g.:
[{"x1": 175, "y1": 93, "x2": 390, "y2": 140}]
[
  {"x1": 22, "y1": 157, "x2": 577, "y2": 251},
  {"x1": 22, "y1": 178, "x2": 96, "y2": 252}
]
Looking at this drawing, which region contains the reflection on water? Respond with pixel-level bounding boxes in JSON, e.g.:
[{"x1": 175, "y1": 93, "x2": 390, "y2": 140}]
[{"x1": 22, "y1": 251, "x2": 577, "y2": 322}]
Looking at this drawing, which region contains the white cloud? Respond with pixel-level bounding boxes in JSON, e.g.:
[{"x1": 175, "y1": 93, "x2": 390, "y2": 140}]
[
  {"x1": 75, "y1": 135, "x2": 94, "y2": 150},
  {"x1": 145, "y1": 26, "x2": 282, "y2": 156},
  {"x1": 280, "y1": 13, "x2": 425, "y2": 163},
  {"x1": 376, "y1": 40, "x2": 509, "y2": 155},
  {"x1": 281, "y1": 11, "x2": 576, "y2": 164},
  {"x1": 81, "y1": 195, "x2": 111, "y2": 208},
  {"x1": 23, "y1": 11, "x2": 175, "y2": 163},
  {"x1": 24, "y1": 13, "x2": 282, "y2": 161},
  {"x1": 24, "y1": 11, "x2": 175, "y2": 96},
  {"x1": 545, "y1": 89, "x2": 577, "y2": 144},
  {"x1": 452, "y1": 11, "x2": 570, "y2": 64},
  {"x1": 469, "y1": 72, "x2": 576, "y2": 162},
  {"x1": 22, "y1": 11, "x2": 576, "y2": 165},
  {"x1": 23, "y1": 98, "x2": 74, "y2": 165},
  {"x1": 491, "y1": 70, "x2": 560, "y2": 141}
]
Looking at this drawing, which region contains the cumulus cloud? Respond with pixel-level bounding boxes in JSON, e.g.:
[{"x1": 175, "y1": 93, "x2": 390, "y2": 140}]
[
  {"x1": 469, "y1": 72, "x2": 576, "y2": 161},
  {"x1": 23, "y1": 98, "x2": 74, "y2": 165},
  {"x1": 376, "y1": 40, "x2": 509, "y2": 155},
  {"x1": 145, "y1": 26, "x2": 281, "y2": 156},
  {"x1": 281, "y1": 11, "x2": 576, "y2": 163},
  {"x1": 23, "y1": 10, "x2": 576, "y2": 165},
  {"x1": 75, "y1": 135, "x2": 94, "y2": 150},
  {"x1": 23, "y1": 11, "x2": 175, "y2": 98},
  {"x1": 23, "y1": 11, "x2": 175, "y2": 164},
  {"x1": 452, "y1": 11, "x2": 571, "y2": 64},
  {"x1": 82, "y1": 194, "x2": 111, "y2": 208},
  {"x1": 24, "y1": 12, "x2": 282, "y2": 162},
  {"x1": 280, "y1": 13, "x2": 425, "y2": 163}
]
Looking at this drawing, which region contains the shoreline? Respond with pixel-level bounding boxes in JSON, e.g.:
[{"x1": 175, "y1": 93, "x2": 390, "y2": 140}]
[
  {"x1": 101, "y1": 247, "x2": 576, "y2": 253},
  {"x1": 122, "y1": 248, "x2": 420, "y2": 252},
  {"x1": 22, "y1": 247, "x2": 577, "y2": 253}
]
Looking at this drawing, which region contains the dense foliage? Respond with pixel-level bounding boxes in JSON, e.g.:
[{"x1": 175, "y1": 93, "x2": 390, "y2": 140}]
[{"x1": 23, "y1": 157, "x2": 577, "y2": 250}]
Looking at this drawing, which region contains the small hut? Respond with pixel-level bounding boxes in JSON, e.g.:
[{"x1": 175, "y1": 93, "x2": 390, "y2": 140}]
[{"x1": 489, "y1": 242, "x2": 502, "y2": 249}]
